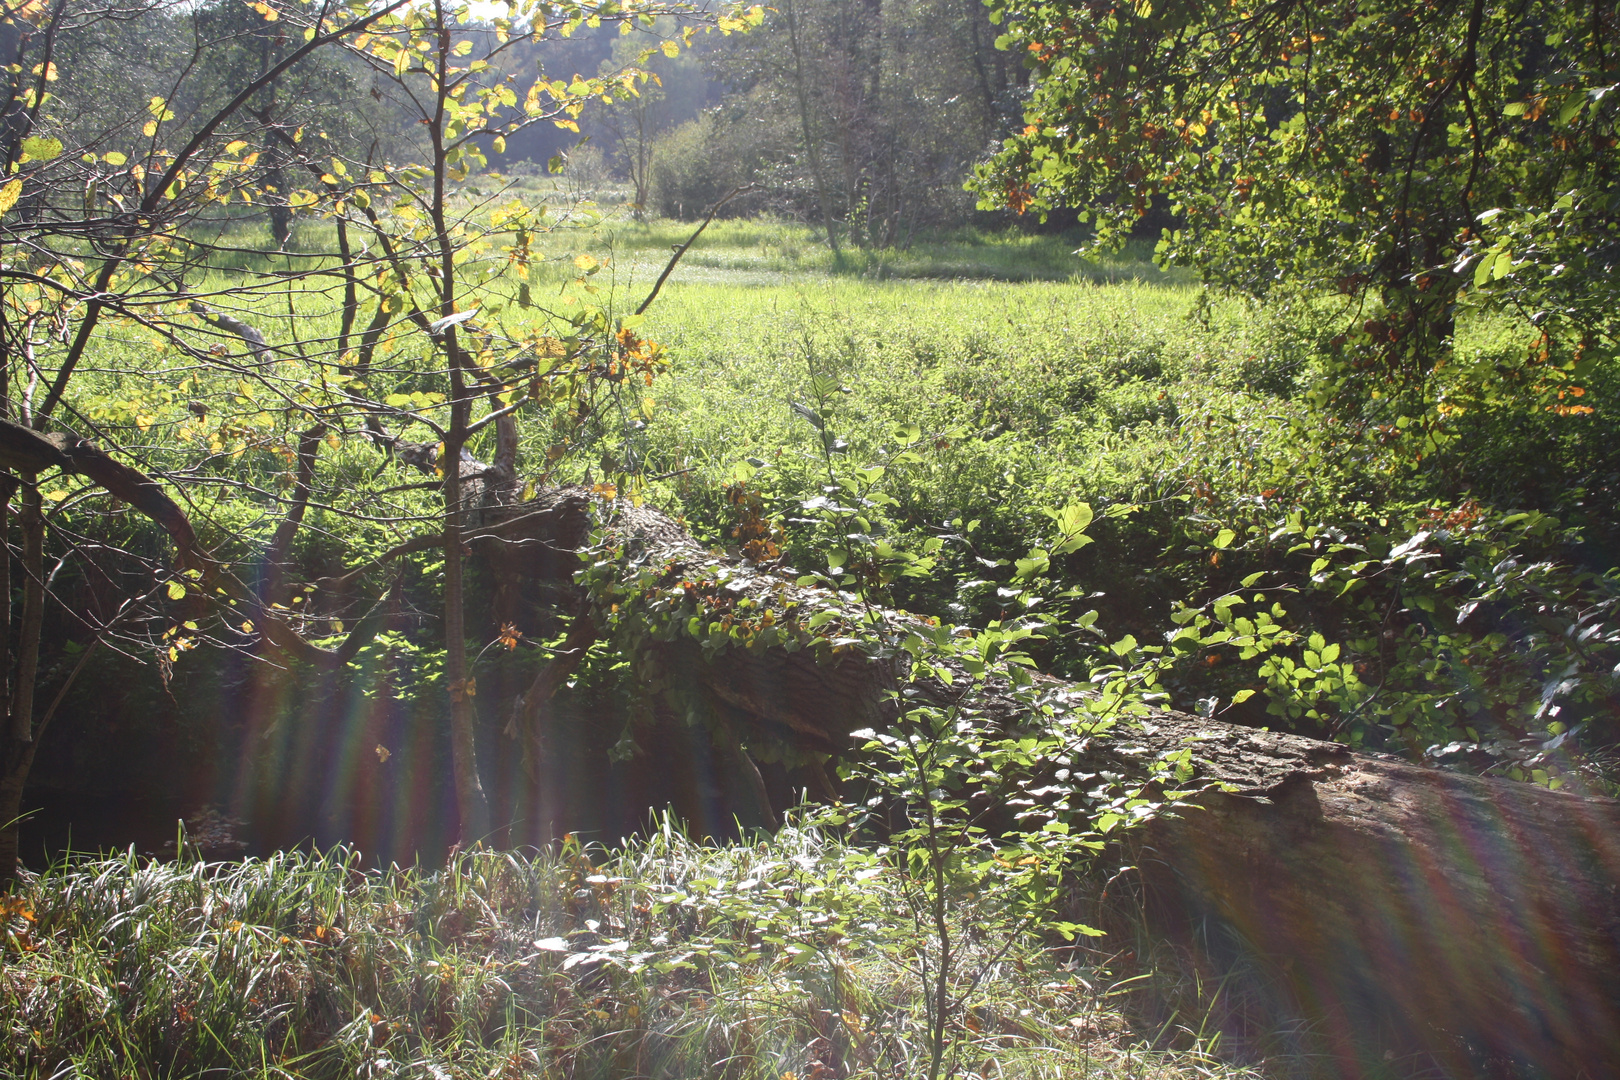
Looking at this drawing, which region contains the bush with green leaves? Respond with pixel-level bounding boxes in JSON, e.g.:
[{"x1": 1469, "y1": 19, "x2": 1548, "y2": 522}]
[
  {"x1": 649, "y1": 112, "x2": 776, "y2": 220},
  {"x1": 585, "y1": 374, "x2": 1217, "y2": 1079}
]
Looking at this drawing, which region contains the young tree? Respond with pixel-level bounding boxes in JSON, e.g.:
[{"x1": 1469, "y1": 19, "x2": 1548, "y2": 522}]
[
  {"x1": 0, "y1": 0, "x2": 423, "y2": 882},
  {"x1": 595, "y1": 24, "x2": 716, "y2": 218},
  {"x1": 0, "y1": 0, "x2": 751, "y2": 881}
]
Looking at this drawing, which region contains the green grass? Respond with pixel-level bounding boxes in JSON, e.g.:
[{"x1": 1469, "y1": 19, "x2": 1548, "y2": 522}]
[
  {"x1": 240, "y1": 203, "x2": 1183, "y2": 286},
  {"x1": 146, "y1": 208, "x2": 1234, "y2": 574},
  {"x1": 624, "y1": 273, "x2": 1282, "y2": 561},
  {"x1": 1, "y1": 814, "x2": 1258, "y2": 1080},
  {"x1": 540, "y1": 217, "x2": 1188, "y2": 285},
  {"x1": 64, "y1": 202, "x2": 1601, "y2": 707}
]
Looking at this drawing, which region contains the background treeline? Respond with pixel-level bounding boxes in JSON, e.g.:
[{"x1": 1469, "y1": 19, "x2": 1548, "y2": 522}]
[
  {"x1": 517, "y1": 0, "x2": 1033, "y2": 239},
  {"x1": 607, "y1": 0, "x2": 1028, "y2": 239},
  {"x1": 40, "y1": 0, "x2": 1027, "y2": 240}
]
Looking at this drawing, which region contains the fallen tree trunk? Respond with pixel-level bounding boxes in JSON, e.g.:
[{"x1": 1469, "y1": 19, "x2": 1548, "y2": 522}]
[
  {"x1": 1134, "y1": 732, "x2": 1620, "y2": 1076},
  {"x1": 500, "y1": 493, "x2": 1620, "y2": 1076}
]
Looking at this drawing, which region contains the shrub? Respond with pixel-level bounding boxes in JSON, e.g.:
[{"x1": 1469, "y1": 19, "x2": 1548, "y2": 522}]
[{"x1": 649, "y1": 111, "x2": 777, "y2": 220}]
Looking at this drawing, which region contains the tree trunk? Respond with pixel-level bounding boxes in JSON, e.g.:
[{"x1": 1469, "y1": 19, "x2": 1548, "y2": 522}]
[
  {"x1": 0, "y1": 772, "x2": 25, "y2": 886},
  {"x1": 1135, "y1": 735, "x2": 1620, "y2": 1075},
  {"x1": 443, "y1": 450, "x2": 490, "y2": 844},
  {"x1": 783, "y1": 0, "x2": 840, "y2": 257},
  {"x1": 0, "y1": 482, "x2": 43, "y2": 883},
  {"x1": 10, "y1": 483, "x2": 41, "y2": 745},
  {"x1": 502, "y1": 492, "x2": 1620, "y2": 1076},
  {"x1": 430, "y1": 19, "x2": 492, "y2": 845}
]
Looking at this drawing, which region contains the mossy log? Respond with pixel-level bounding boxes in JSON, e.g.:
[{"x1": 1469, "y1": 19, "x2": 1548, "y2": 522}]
[{"x1": 494, "y1": 490, "x2": 1620, "y2": 1075}]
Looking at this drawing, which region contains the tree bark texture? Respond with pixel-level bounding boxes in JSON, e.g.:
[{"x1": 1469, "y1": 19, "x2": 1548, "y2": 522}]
[
  {"x1": 505, "y1": 494, "x2": 1620, "y2": 1076},
  {"x1": 1135, "y1": 732, "x2": 1620, "y2": 1076}
]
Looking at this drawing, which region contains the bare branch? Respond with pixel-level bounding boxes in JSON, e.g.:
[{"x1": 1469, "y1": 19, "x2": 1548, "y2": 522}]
[{"x1": 635, "y1": 185, "x2": 757, "y2": 316}]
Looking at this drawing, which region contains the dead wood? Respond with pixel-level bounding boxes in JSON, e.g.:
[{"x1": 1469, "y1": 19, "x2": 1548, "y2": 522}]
[{"x1": 495, "y1": 493, "x2": 1620, "y2": 1076}]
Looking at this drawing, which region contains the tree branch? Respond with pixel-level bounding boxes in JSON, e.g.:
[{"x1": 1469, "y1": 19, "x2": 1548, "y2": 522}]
[
  {"x1": 635, "y1": 185, "x2": 756, "y2": 316},
  {"x1": 188, "y1": 300, "x2": 271, "y2": 364},
  {"x1": 261, "y1": 423, "x2": 326, "y2": 605},
  {"x1": 506, "y1": 614, "x2": 597, "y2": 778}
]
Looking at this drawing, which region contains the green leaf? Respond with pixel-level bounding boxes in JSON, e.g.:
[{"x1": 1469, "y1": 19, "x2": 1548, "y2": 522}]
[
  {"x1": 167, "y1": 581, "x2": 187, "y2": 600},
  {"x1": 1051, "y1": 502, "x2": 1093, "y2": 533},
  {"x1": 1050, "y1": 502, "x2": 1096, "y2": 556},
  {"x1": 1213, "y1": 528, "x2": 1236, "y2": 549},
  {"x1": 1014, "y1": 553, "x2": 1049, "y2": 579},
  {"x1": 790, "y1": 401, "x2": 825, "y2": 430},
  {"x1": 20, "y1": 136, "x2": 61, "y2": 162}
]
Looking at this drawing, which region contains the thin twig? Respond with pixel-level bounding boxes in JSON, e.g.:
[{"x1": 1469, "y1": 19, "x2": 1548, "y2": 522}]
[{"x1": 635, "y1": 185, "x2": 757, "y2": 316}]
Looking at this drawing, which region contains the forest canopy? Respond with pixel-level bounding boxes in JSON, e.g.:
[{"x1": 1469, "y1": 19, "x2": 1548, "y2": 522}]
[{"x1": 978, "y1": 0, "x2": 1619, "y2": 410}]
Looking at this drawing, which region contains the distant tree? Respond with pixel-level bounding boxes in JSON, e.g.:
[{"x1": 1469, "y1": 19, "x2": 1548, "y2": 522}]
[
  {"x1": 679, "y1": 0, "x2": 1020, "y2": 241},
  {"x1": 593, "y1": 25, "x2": 715, "y2": 218},
  {"x1": 978, "y1": 0, "x2": 1618, "y2": 413}
]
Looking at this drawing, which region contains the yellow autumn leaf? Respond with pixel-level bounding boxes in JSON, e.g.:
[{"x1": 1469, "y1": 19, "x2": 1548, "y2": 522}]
[{"x1": 0, "y1": 178, "x2": 22, "y2": 214}]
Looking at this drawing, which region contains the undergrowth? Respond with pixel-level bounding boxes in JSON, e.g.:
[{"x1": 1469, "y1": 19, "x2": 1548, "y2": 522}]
[{"x1": 0, "y1": 814, "x2": 1259, "y2": 1080}]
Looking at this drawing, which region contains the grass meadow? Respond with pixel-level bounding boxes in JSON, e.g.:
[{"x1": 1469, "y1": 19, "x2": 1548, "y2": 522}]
[{"x1": 1, "y1": 814, "x2": 1259, "y2": 1080}]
